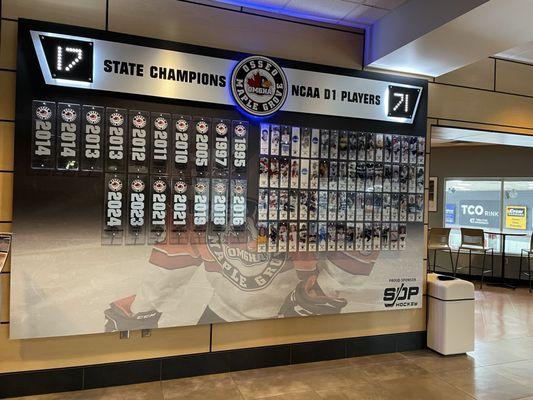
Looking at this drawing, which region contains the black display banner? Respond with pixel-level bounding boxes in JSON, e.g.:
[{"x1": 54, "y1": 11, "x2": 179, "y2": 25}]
[
  {"x1": 105, "y1": 108, "x2": 128, "y2": 172},
  {"x1": 31, "y1": 100, "x2": 56, "y2": 170},
  {"x1": 128, "y1": 110, "x2": 150, "y2": 174},
  {"x1": 193, "y1": 177, "x2": 210, "y2": 231},
  {"x1": 231, "y1": 121, "x2": 248, "y2": 175},
  {"x1": 81, "y1": 105, "x2": 104, "y2": 172},
  {"x1": 102, "y1": 173, "x2": 126, "y2": 245},
  {"x1": 150, "y1": 112, "x2": 171, "y2": 175},
  {"x1": 212, "y1": 119, "x2": 230, "y2": 175},
  {"x1": 56, "y1": 102, "x2": 81, "y2": 171},
  {"x1": 193, "y1": 117, "x2": 210, "y2": 173},
  {"x1": 230, "y1": 178, "x2": 247, "y2": 231},
  {"x1": 211, "y1": 178, "x2": 228, "y2": 231},
  {"x1": 126, "y1": 174, "x2": 147, "y2": 245},
  {"x1": 172, "y1": 114, "x2": 191, "y2": 174},
  {"x1": 148, "y1": 175, "x2": 169, "y2": 244},
  {"x1": 170, "y1": 175, "x2": 190, "y2": 244}
]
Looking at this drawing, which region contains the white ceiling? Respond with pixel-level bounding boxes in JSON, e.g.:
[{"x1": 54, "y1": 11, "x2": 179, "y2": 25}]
[
  {"x1": 212, "y1": 0, "x2": 408, "y2": 28},
  {"x1": 495, "y1": 41, "x2": 533, "y2": 65},
  {"x1": 432, "y1": 127, "x2": 533, "y2": 148}
]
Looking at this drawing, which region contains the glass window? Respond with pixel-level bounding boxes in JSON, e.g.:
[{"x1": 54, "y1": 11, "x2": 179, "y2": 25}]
[{"x1": 503, "y1": 180, "x2": 533, "y2": 254}]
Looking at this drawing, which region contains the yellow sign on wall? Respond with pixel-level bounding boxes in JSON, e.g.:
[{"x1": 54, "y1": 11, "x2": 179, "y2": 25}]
[{"x1": 505, "y1": 206, "x2": 527, "y2": 230}]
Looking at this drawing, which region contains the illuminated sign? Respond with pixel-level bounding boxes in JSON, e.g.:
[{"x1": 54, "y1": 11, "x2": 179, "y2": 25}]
[
  {"x1": 39, "y1": 35, "x2": 93, "y2": 82},
  {"x1": 388, "y1": 85, "x2": 421, "y2": 119}
]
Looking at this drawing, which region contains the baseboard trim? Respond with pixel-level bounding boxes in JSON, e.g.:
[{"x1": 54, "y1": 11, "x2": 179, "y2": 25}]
[{"x1": 0, "y1": 331, "x2": 426, "y2": 398}]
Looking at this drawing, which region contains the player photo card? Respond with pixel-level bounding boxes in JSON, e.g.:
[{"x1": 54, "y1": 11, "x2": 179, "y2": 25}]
[
  {"x1": 390, "y1": 223, "x2": 399, "y2": 250},
  {"x1": 407, "y1": 194, "x2": 416, "y2": 222},
  {"x1": 319, "y1": 160, "x2": 329, "y2": 190},
  {"x1": 278, "y1": 221, "x2": 288, "y2": 252},
  {"x1": 310, "y1": 159, "x2": 319, "y2": 189},
  {"x1": 301, "y1": 127, "x2": 311, "y2": 158},
  {"x1": 383, "y1": 164, "x2": 392, "y2": 192},
  {"x1": 288, "y1": 222, "x2": 298, "y2": 252},
  {"x1": 259, "y1": 157, "x2": 269, "y2": 188},
  {"x1": 328, "y1": 191, "x2": 338, "y2": 221},
  {"x1": 270, "y1": 157, "x2": 280, "y2": 188},
  {"x1": 400, "y1": 164, "x2": 409, "y2": 192},
  {"x1": 279, "y1": 158, "x2": 290, "y2": 189},
  {"x1": 211, "y1": 179, "x2": 229, "y2": 232},
  {"x1": 148, "y1": 175, "x2": 169, "y2": 244},
  {"x1": 291, "y1": 126, "x2": 301, "y2": 157},
  {"x1": 172, "y1": 115, "x2": 191, "y2": 174},
  {"x1": 374, "y1": 163, "x2": 383, "y2": 192},
  {"x1": 375, "y1": 134, "x2": 384, "y2": 162},
  {"x1": 270, "y1": 125, "x2": 281, "y2": 156},
  {"x1": 127, "y1": 110, "x2": 150, "y2": 174},
  {"x1": 357, "y1": 132, "x2": 366, "y2": 161},
  {"x1": 392, "y1": 135, "x2": 401, "y2": 163},
  {"x1": 327, "y1": 222, "x2": 337, "y2": 251},
  {"x1": 391, "y1": 193, "x2": 400, "y2": 221},
  {"x1": 382, "y1": 193, "x2": 391, "y2": 222},
  {"x1": 102, "y1": 173, "x2": 126, "y2": 245},
  {"x1": 308, "y1": 190, "x2": 318, "y2": 220},
  {"x1": 193, "y1": 117, "x2": 210, "y2": 173},
  {"x1": 311, "y1": 128, "x2": 320, "y2": 158},
  {"x1": 105, "y1": 108, "x2": 128, "y2": 173},
  {"x1": 31, "y1": 100, "x2": 57, "y2": 170},
  {"x1": 399, "y1": 224, "x2": 407, "y2": 250},
  {"x1": 338, "y1": 191, "x2": 347, "y2": 221},
  {"x1": 318, "y1": 191, "x2": 328, "y2": 221},
  {"x1": 356, "y1": 192, "x2": 365, "y2": 221},
  {"x1": 212, "y1": 119, "x2": 231, "y2": 175},
  {"x1": 258, "y1": 188, "x2": 269, "y2": 221},
  {"x1": 355, "y1": 223, "x2": 364, "y2": 251},
  {"x1": 373, "y1": 223, "x2": 381, "y2": 250},
  {"x1": 408, "y1": 165, "x2": 417, "y2": 193},
  {"x1": 416, "y1": 166, "x2": 425, "y2": 193},
  {"x1": 364, "y1": 192, "x2": 374, "y2": 221},
  {"x1": 231, "y1": 121, "x2": 248, "y2": 175},
  {"x1": 392, "y1": 164, "x2": 400, "y2": 192},
  {"x1": 400, "y1": 194, "x2": 408, "y2": 222},
  {"x1": 416, "y1": 193, "x2": 424, "y2": 222},
  {"x1": 299, "y1": 222, "x2": 308, "y2": 252},
  {"x1": 366, "y1": 132, "x2": 375, "y2": 161},
  {"x1": 268, "y1": 222, "x2": 279, "y2": 253},
  {"x1": 329, "y1": 161, "x2": 338, "y2": 191},
  {"x1": 280, "y1": 125, "x2": 291, "y2": 157},
  {"x1": 348, "y1": 162, "x2": 357, "y2": 191},
  {"x1": 318, "y1": 222, "x2": 328, "y2": 251},
  {"x1": 346, "y1": 192, "x2": 356, "y2": 221},
  {"x1": 308, "y1": 222, "x2": 318, "y2": 251},
  {"x1": 320, "y1": 129, "x2": 329, "y2": 159},
  {"x1": 373, "y1": 193, "x2": 383, "y2": 222},
  {"x1": 56, "y1": 102, "x2": 81, "y2": 171},
  {"x1": 381, "y1": 223, "x2": 390, "y2": 250},
  {"x1": 289, "y1": 190, "x2": 299, "y2": 221},
  {"x1": 417, "y1": 137, "x2": 426, "y2": 165},
  {"x1": 401, "y1": 136, "x2": 410, "y2": 164},
  {"x1": 364, "y1": 223, "x2": 373, "y2": 251},
  {"x1": 330, "y1": 130, "x2": 339, "y2": 159},
  {"x1": 356, "y1": 163, "x2": 366, "y2": 191},
  {"x1": 269, "y1": 189, "x2": 279, "y2": 220},
  {"x1": 346, "y1": 222, "x2": 355, "y2": 251},
  {"x1": 409, "y1": 136, "x2": 418, "y2": 164},
  {"x1": 278, "y1": 190, "x2": 289, "y2": 220},
  {"x1": 81, "y1": 105, "x2": 104, "y2": 172},
  {"x1": 384, "y1": 134, "x2": 392, "y2": 163},
  {"x1": 125, "y1": 174, "x2": 148, "y2": 245},
  {"x1": 348, "y1": 131, "x2": 357, "y2": 160},
  {"x1": 299, "y1": 190, "x2": 309, "y2": 220},
  {"x1": 260, "y1": 124, "x2": 270, "y2": 155},
  {"x1": 339, "y1": 130, "x2": 348, "y2": 160},
  {"x1": 170, "y1": 175, "x2": 190, "y2": 244},
  {"x1": 290, "y1": 158, "x2": 300, "y2": 189},
  {"x1": 337, "y1": 223, "x2": 346, "y2": 251},
  {"x1": 300, "y1": 158, "x2": 310, "y2": 189},
  {"x1": 257, "y1": 222, "x2": 268, "y2": 252},
  {"x1": 192, "y1": 177, "x2": 210, "y2": 235},
  {"x1": 338, "y1": 161, "x2": 348, "y2": 191},
  {"x1": 150, "y1": 112, "x2": 170, "y2": 175},
  {"x1": 365, "y1": 162, "x2": 375, "y2": 192}
]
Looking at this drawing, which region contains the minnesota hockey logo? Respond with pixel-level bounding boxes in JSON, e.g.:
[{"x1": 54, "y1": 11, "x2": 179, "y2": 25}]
[
  {"x1": 174, "y1": 180, "x2": 187, "y2": 194},
  {"x1": 132, "y1": 114, "x2": 147, "y2": 129},
  {"x1": 61, "y1": 107, "x2": 77, "y2": 122},
  {"x1": 231, "y1": 55, "x2": 288, "y2": 117},
  {"x1": 86, "y1": 110, "x2": 101, "y2": 124},
  {"x1": 234, "y1": 124, "x2": 247, "y2": 137},
  {"x1": 154, "y1": 117, "x2": 168, "y2": 130},
  {"x1": 131, "y1": 179, "x2": 145, "y2": 193},
  {"x1": 153, "y1": 180, "x2": 167, "y2": 193},
  {"x1": 36, "y1": 105, "x2": 52, "y2": 120},
  {"x1": 109, "y1": 112, "x2": 124, "y2": 127},
  {"x1": 215, "y1": 123, "x2": 228, "y2": 136},
  {"x1": 108, "y1": 178, "x2": 123, "y2": 192},
  {"x1": 196, "y1": 120, "x2": 209, "y2": 134},
  {"x1": 176, "y1": 119, "x2": 188, "y2": 132}
]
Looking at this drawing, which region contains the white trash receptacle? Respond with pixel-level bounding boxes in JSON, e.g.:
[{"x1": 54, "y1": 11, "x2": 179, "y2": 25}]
[{"x1": 427, "y1": 273, "x2": 475, "y2": 355}]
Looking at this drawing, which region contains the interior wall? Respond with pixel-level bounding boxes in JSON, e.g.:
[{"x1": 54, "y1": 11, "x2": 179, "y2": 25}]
[{"x1": 0, "y1": 0, "x2": 429, "y2": 374}]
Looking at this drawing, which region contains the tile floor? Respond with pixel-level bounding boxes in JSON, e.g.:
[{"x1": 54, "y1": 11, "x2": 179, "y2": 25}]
[{"x1": 9, "y1": 285, "x2": 533, "y2": 400}]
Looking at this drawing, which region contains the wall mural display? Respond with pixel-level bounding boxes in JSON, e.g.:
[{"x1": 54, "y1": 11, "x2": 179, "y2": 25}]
[{"x1": 11, "y1": 20, "x2": 427, "y2": 339}]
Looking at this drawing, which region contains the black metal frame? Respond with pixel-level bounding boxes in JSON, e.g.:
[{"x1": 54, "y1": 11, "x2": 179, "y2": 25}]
[
  {"x1": 518, "y1": 249, "x2": 533, "y2": 292},
  {"x1": 428, "y1": 247, "x2": 455, "y2": 276},
  {"x1": 455, "y1": 247, "x2": 494, "y2": 288}
]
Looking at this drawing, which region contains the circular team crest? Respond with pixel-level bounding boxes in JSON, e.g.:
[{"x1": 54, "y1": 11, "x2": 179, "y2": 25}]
[
  {"x1": 215, "y1": 123, "x2": 228, "y2": 136},
  {"x1": 196, "y1": 121, "x2": 209, "y2": 134},
  {"x1": 36, "y1": 105, "x2": 52, "y2": 121},
  {"x1": 176, "y1": 119, "x2": 189, "y2": 132},
  {"x1": 132, "y1": 114, "x2": 147, "y2": 129},
  {"x1": 234, "y1": 124, "x2": 247, "y2": 137},
  {"x1": 174, "y1": 181, "x2": 187, "y2": 194},
  {"x1": 108, "y1": 178, "x2": 123, "y2": 192},
  {"x1": 131, "y1": 179, "x2": 145, "y2": 193},
  {"x1": 109, "y1": 112, "x2": 124, "y2": 127},
  {"x1": 61, "y1": 108, "x2": 77, "y2": 122},
  {"x1": 154, "y1": 117, "x2": 168, "y2": 130},
  {"x1": 234, "y1": 184, "x2": 244, "y2": 195},
  {"x1": 231, "y1": 55, "x2": 288, "y2": 117},
  {"x1": 214, "y1": 182, "x2": 226, "y2": 194},
  {"x1": 86, "y1": 110, "x2": 101, "y2": 124},
  {"x1": 153, "y1": 180, "x2": 167, "y2": 193},
  {"x1": 195, "y1": 183, "x2": 206, "y2": 193}
]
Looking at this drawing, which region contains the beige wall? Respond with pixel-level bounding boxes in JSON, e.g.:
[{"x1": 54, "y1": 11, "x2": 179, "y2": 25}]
[{"x1": 0, "y1": 0, "x2": 430, "y2": 374}]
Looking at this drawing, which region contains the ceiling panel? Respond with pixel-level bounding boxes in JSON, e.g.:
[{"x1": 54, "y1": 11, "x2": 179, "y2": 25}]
[
  {"x1": 285, "y1": 0, "x2": 360, "y2": 21},
  {"x1": 432, "y1": 126, "x2": 533, "y2": 148},
  {"x1": 495, "y1": 41, "x2": 533, "y2": 65},
  {"x1": 341, "y1": 4, "x2": 388, "y2": 26}
]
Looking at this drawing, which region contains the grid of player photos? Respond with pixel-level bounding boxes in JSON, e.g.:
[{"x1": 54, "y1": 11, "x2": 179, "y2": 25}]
[{"x1": 257, "y1": 125, "x2": 425, "y2": 253}]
